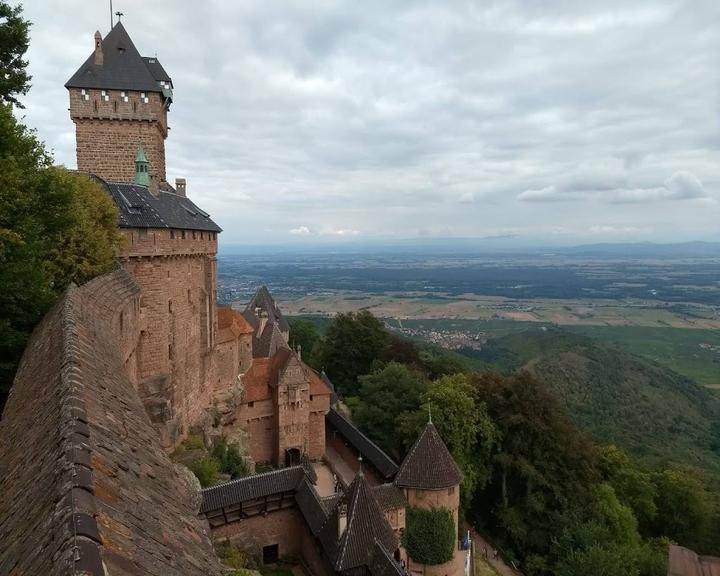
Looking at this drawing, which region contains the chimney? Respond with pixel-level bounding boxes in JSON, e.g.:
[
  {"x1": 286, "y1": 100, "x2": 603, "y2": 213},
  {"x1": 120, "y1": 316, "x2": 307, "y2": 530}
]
[
  {"x1": 338, "y1": 503, "x2": 348, "y2": 538},
  {"x1": 94, "y1": 31, "x2": 104, "y2": 66},
  {"x1": 175, "y1": 178, "x2": 186, "y2": 197}
]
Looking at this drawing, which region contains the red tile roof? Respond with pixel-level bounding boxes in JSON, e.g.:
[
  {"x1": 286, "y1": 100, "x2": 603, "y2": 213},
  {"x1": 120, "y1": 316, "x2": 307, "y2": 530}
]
[
  {"x1": 217, "y1": 306, "x2": 254, "y2": 343},
  {"x1": 240, "y1": 349, "x2": 331, "y2": 403}
]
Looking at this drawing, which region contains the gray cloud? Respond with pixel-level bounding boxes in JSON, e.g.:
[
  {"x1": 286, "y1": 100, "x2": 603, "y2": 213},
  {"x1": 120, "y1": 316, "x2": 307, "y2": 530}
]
[{"x1": 16, "y1": 0, "x2": 720, "y2": 244}]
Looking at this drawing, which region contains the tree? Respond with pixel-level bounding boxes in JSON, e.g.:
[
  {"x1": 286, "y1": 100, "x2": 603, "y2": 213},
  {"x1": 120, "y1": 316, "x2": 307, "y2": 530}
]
[
  {"x1": 0, "y1": 103, "x2": 121, "y2": 409},
  {"x1": 401, "y1": 374, "x2": 497, "y2": 506},
  {"x1": 319, "y1": 311, "x2": 389, "y2": 396},
  {"x1": 0, "y1": 1, "x2": 31, "y2": 106},
  {"x1": 349, "y1": 362, "x2": 426, "y2": 457},
  {"x1": 599, "y1": 446, "x2": 658, "y2": 534},
  {"x1": 469, "y1": 370, "x2": 600, "y2": 558},
  {"x1": 651, "y1": 469, "x2": 711, "y2": 550},
  {"x1": 288, "y1": 318, "x2": 322, "y2": 368}
]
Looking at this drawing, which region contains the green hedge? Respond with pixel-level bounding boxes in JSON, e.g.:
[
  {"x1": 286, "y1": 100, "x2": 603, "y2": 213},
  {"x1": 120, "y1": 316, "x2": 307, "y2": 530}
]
[{"x1": 402, "y1": 507, "x2": 455, "y2": 565}]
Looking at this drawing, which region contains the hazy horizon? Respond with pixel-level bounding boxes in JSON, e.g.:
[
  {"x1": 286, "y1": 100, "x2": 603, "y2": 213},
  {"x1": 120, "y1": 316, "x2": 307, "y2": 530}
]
[{"x1": 19, "y1": 1, "x2": 720, "y2": 245}]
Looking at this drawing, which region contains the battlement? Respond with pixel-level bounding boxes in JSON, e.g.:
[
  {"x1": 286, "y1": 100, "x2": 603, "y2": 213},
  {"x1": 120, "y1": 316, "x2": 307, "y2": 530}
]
[{"x1": 68, "y1": 87, "x2": 168, "y2": 134}]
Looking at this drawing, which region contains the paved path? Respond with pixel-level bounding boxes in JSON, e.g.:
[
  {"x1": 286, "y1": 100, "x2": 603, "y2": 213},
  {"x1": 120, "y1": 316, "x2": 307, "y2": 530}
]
[
  {"x1": 324, "y1": 445, "x2": 354, "y2": 487},
  {"x1": 313, "y1": 462, "x2": 337, "y2": 497},
  {"x1": 470, "y1": 527, "x2": 522, "y2": 576}
]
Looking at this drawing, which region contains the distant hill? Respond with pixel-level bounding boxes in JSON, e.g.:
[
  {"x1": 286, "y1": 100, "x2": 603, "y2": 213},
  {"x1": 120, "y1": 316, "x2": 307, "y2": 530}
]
[
  {"x1": 463, "y1": 328, "x2": 720, "y2": 471},
  {"x1": 560, "y1": 241, "x2": 720, "y2": 258}
]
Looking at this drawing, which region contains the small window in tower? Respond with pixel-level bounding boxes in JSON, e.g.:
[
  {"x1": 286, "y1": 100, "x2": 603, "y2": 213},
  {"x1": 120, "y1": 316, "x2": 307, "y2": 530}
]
[
  {"x1": 181, "y1": 230, "x2": 186, "y2": 239},
  {"x1": 248, "y1": 402, "x2": 254, "y2": 408},
  {"x1": 133, "y1": 101, "x2": 137, "y2": 112},
  {"x1": 448, "y1": 486, "x2": 455, "y2": 495},
  {"x1": 168, "y1": 300, "x2": 173, "y2": 313},
  {"x1": 192, "y1": 231, "x2": 196, "y2": 240},
  {"x1": 200, "y1": 232, "x2": 204, "y2": 240},
  {"x1": 113, "y1": 101, "x2": 117, "y2": 112},
  {"x1": 170, "y1": 230, "x2": 175, "y2": 239},
  {"x1": 93, "y1": 100, "x2": 98, "y2": 112},
  {"x1": 81, "y1": 89, "x2": 89, "y2": 101},
  {"x1": 121, "y1": 91, "x2": 128, "y2": 103},
  {"x1": 141, "y1": 92, "x2": 149, "y2": 104},
  {"x1": 168, "y1": 343, "x2": 174, "y2": 360},
  {"x1": 101, "y1": 90, "x2": 109, "y2": 102}
]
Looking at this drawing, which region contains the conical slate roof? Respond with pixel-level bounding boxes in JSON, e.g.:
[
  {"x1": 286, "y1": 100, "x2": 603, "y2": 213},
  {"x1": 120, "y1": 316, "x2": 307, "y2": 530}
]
[
  {"x1": 319, "y1": 471, "x2": 398, "y2": 572},
  {"x1": 395, "y1": 422, "x2": 462, "y2": 490},
  {"x1": 65, "y1": 22, "x2": 165, "y2": 92}
]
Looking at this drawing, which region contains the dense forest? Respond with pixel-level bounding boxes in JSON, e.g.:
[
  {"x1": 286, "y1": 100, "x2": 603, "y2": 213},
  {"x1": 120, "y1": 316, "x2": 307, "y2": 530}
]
[{"x1": 290, "y1": 312, "x2": 720, "y2": 576}]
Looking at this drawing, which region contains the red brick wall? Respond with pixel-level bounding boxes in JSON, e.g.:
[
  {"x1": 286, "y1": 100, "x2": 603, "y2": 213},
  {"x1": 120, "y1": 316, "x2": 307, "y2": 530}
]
[
  {"x1": 276, "y1": 356, "x2": 311, "y2": 463},
  {"x1": 69, "y1": 88, "x2": 168, "y2": 184}
]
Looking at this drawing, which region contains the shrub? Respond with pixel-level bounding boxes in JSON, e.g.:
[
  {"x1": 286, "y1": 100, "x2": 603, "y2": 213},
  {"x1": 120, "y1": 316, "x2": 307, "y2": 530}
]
[
  {"x1": 190, "y1": 457, "x2": 220, "y2": 487},
  {"x1": 402, "y1": 507, "x2": 456, "y2": 565}
]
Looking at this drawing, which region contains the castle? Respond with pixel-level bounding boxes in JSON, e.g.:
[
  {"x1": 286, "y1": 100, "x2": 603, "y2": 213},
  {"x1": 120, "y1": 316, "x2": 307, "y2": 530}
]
[{"x1": 0, "y1": 22, "x2": 468, "y2": 576}]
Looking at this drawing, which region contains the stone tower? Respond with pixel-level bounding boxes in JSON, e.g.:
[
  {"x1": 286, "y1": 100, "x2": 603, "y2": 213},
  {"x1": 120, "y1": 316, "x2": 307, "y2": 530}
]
[
  {"x1": 65, "y1": 22, "x2": 173, "y2": 189},
  {"x1": 395, "y1": 421, "x2": 464, "y2": 576},
  {"x1": 65, "y1": 23, "x2": 222, "y2": 449}
]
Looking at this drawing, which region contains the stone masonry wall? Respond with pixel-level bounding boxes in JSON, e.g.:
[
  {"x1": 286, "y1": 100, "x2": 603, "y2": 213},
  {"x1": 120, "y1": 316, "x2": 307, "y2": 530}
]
[
  {"x1": 120, "y1": 228, "x2": 218, "y2": 448},
  {"x1": 276, "y1": 357, "x2": 310, "y2": 464},
  {"x1": 69, "y1": 88, "x2": 168, "y2": 184},
  {"x1": 236, "y1": 399, "x2": 276, "y2": 464},
  {"x1": 212, "y1": 507, "x2": 305, "y2": 561}
]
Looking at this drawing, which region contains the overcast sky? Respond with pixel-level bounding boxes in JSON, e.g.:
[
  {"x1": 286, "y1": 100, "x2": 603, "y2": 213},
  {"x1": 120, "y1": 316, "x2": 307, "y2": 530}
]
[{"x1": 17, "y1": 0, "x2": 720, "y2": 245}]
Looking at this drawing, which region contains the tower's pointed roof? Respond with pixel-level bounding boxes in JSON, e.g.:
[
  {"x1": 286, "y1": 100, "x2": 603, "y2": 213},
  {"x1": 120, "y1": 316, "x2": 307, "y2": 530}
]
[
  {"x1": 394, "y1": 422, "x2": 462, "y2": 490},
  {"x1": 319, "y1": 472, "x2": 398, "y2": 572},
  {"x1": 65, "y1": 22, "x2": 165, "y2": 92}
]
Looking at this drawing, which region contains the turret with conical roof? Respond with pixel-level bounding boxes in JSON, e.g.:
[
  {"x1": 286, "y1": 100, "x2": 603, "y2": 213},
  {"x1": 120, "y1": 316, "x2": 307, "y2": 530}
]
[{"x1": 396, "y1": 421, "x2": 464, "y2": 576}]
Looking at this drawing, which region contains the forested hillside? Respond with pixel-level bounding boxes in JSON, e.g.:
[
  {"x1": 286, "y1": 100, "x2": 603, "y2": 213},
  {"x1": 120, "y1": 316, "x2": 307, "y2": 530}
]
[
  {"x1": 465, "y1": 329, "x2": 720, "y2": 472},
  {"x1": 291, "y1": 313, "x2": 720, "y2": 576}
]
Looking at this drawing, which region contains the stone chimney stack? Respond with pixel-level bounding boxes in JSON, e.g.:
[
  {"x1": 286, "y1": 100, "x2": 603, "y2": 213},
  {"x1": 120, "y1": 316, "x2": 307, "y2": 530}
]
[
  {"x1": 338, "y1": 503, "x2": 348, "y2": 538},
  {"x1": 175, "y1": 178, "x2": 186, "y2": 197},
  {"x1": 94, "y1": 31, "x2": 103, "y2": 66}
]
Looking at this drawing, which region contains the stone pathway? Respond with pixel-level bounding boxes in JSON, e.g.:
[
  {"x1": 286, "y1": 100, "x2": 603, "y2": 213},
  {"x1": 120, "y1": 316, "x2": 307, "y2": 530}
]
[
  {"x1": 323, "y1": 445, "x2": 355, "y2": 487},
  {"x1": 470, "y1": 527, "x2": 522, "y2": 576},
  {"x1": 312, "y1": 462, "x2": 337, "y2": 497}
]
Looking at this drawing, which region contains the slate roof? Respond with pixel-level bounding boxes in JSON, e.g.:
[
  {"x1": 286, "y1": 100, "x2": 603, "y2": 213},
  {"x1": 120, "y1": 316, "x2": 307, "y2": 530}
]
[
  {"x1": 326, "y1": 408, "x2": 399, "y2": 480},
  {"x1": 245, "y1": 286, "x2": 290, "y2": 334},
  {"x1": 98, "y1": 178, "x2": 222, "y2": 232},
  {"x1": 668, "y1": 545, "x2": 720, "y2": 576},
  {"x1": 322, "y1": 370, "x2": 340, "y2": 406},
  {"x1": 371, "y1": 484, "x2": 407, "y2": 512},
  {"x1": 394, "y1": 422, "x2": 462, "y2": 490},
  {"x1": 370, "y1": 541, "x2": 406, "y2": 576},
  {"x1": 252, "y1": 321, "x2": 290, "y2": 358},
  {"x1": 142, "y1": 56, "x2": 172, "y2": 84},
  {"x1": 321, "y1": 484, "x2": 405, "y2": 514},
  {"x1": 319, "y1": 472, "x2": 399, "y2": 573},
  {"x1": 295, "y1": 477, "x2": 330, "y2": 535},
  {"x1": 66, "y1": 23, "x2": 167, "y2": 92},
  {"x1": 0, "y1": 270, "x2": 223, "y2": 576},
  {"x1": 200, "y1": 466, "x2": 306, "y2": 514}
]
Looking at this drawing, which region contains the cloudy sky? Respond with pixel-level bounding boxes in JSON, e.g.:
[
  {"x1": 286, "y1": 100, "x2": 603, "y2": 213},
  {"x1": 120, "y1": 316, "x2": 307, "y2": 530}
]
[{"x1": 18, "y1": 0, "x2": 720, "y2": 245}]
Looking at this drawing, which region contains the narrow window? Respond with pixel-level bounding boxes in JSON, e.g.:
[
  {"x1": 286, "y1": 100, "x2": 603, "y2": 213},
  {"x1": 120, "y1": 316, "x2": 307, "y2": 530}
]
[
  {"x1": 170, "y1": 230, "x2": 175, "y2": 239},
  {"x1": 248, "y1": 401, "x2": 254, "y2": 408},
  {"x1": 181, "y1": 230, "x2": 186, "y2": 239},
  {"x1": 192, "y1": 231, "x2": 196, "y2": 240}
]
